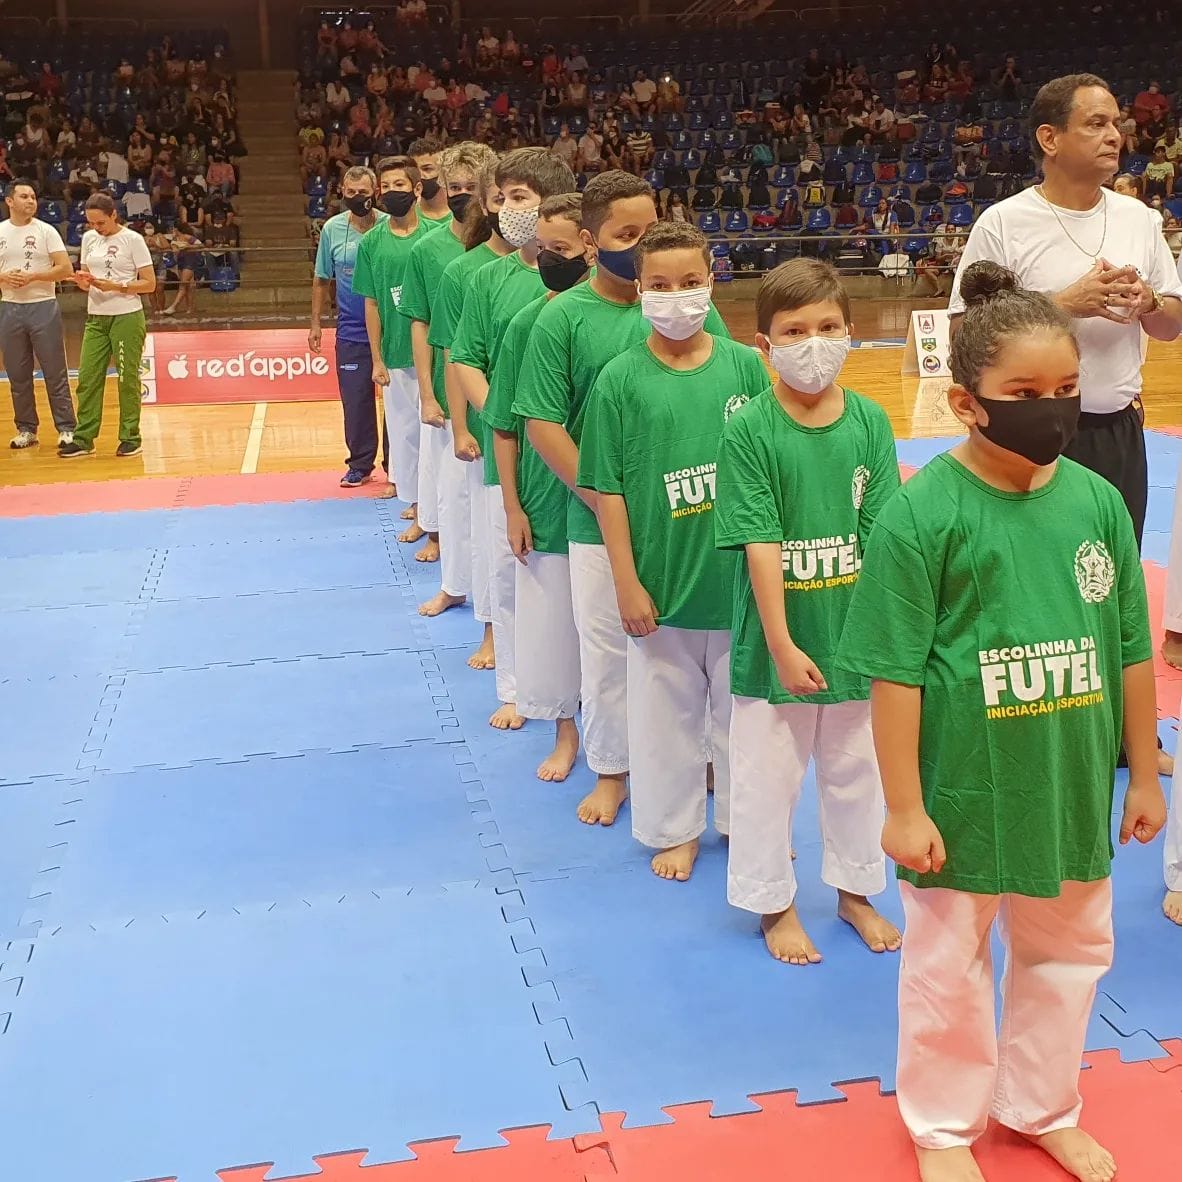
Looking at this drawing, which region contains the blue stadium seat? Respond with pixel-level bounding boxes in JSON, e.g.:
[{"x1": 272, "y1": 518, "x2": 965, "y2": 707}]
[
  {"x1": 307, "y1": 196, "x2": 327, "y2": 219},
  {"x1": 698, "y1": 210, "x2": 721, "y2": 233},
  {"x1": 902, "y1": 160, "x2": 927, "y2": 184},
  {"x1": 643, "y1": 169, "x2": 665, "y2": 190},
  {"x1": 305, "y1": 176, "x2": 327, "y2": 198},
  {"x1": 683, "y1": 149, "x2": 702, "y2": 170},
  {"x1": 859, "y1": 184, "x2": 883, "y2": 209},
  {"x1": 949, "y1": 203, "x2": 974, "y2": 227},
  {"x1": 724, "y1": 209, "x2": 749, "y2": 233},
  {"x1": 806, "y1": 208, "x2": 832, "y2": 232},
  {"x1": 772, "y1": 165, "x2": 795, "y2": 187},
  {"x1": 851, "y1": 161, "x2": 874, "y2": 185}
]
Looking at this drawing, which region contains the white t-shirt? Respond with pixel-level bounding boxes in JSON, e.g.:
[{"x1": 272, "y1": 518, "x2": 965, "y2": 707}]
[
  {"x1": 879, "y1": 251, "x2": 913, "y2": 278},
  {"x1": 632, "y1": 79, "x2": 657, "y2": 104},
  {"x1": 0, "y1": 217, "x2": 66, "y2": 303},
  {"x1": 80, "y1": 226, "x2": 152, "y2": 315},
  {"x1": 950, "y1": 187, "x2": 1182, "y2": 413}
]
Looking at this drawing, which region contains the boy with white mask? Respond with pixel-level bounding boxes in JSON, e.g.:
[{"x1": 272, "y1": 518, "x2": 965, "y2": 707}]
[
  {"x1": 714, "y1": 259, "x2": 902, "y2": 962},
  {"x1": 578, "y1": 223, "x2": 769, "y2": 882}
]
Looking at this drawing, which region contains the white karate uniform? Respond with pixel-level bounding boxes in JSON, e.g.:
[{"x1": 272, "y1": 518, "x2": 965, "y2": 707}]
[
  {"x1": 628, "y1": 626, "x2": 731, "y2": 849},
  {"x1": 568, "y1": 541, "x2": 629, "y2": 775},
  {"x1": 416, "y1": 419, "x2": 450, "y2": 533},
  {"x1": 1163, "y1": 461, "x2": 1182, "y2": 634},
  {"x1": 437, "y1": 450, "x2": 492, "y2": 623},
  {"x1": 897, "y1": 879, "x2": 1114, "y2": 1148},
  {"x1": 515, "y1": 551, "x2": 581, "y2": 720},
  {"x1": 382, "y1": 367, "x2": 420, "y2": 499},
  {"x1": 485, "y1": 485, "x2": 516, "y2": 706},
  {"x1": 727, "y1": 697, "x2": 886, "y2": 914}
]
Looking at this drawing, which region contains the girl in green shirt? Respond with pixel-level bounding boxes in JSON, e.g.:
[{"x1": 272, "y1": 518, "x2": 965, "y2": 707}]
[{"x1": 838, "y1": 261, "x2": 1166, "y2": 1182}]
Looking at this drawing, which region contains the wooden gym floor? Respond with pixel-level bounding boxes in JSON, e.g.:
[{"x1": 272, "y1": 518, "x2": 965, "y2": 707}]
[{"x1": 3, "y1": 294, "x2": 1182, "y2": 487}]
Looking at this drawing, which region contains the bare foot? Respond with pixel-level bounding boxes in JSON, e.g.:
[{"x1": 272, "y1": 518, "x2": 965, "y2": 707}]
[
  {"x1": 538, "y1": 718, "x2": 579, "y2": 782},
  {"x1": 576, "y1": 774, "x2": 628, "y2": 826},
  {"x1": 761, "y1": 905, "x2": 823, "y2": 965},
  {"x1": 399, "y1": 522, "x2": 425, "y2": 544},
  {"x1": 378, "y1": 483, "x2": 397, "y2": 500},
  {"x1": 1158, "y1": 747, "x2": 1174, "y2": 777},
  {"x1": 838, "y1": 890, "x2": 903, "y2": 954},
  {"x1": 1020, "y1": 1128, "x2": 1115, "y2": 1182},
  {"x1": 914, "y1": 1146, "x2": 986, "y2": 1182},
  {"x1": 419, "y1": 590, "x2": 465, "y2": 617},
  {"x1": 1165, "y1": 890, "x2": 1182, "y2": 925},
  {"x1": 399, "y1": 503, "x2": 415, "y2": 519},
  {"x1": 467, "y1": 625, "x2": 495, "y2": 670},
  {"x1": 415, "y1": 537, "x2": 440, "y2": 563},
  {"x1": 489, "y1": 703, "x2": 526, "y2": 730},
  {"x1": 652, "y1": 837, "x2": 700, "y2": 881},
  {"x1": 1163, "y1": 631, "x2": 1182, "y2": 670}
]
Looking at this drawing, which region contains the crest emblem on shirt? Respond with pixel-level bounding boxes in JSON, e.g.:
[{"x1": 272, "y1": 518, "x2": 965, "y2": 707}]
[
  {"x1": 1074, "y1": 541, "x2": 1114, "y2": 604},
  {"x1": 851, "y1": 465, "x2": 871, "y2": 510},
  {"x1": 723, "y1": 393, "x2": 750, "y2": 422}
]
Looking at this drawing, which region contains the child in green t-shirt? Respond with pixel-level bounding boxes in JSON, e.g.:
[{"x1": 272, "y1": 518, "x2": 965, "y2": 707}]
[
  {"x1": 715, "y1": 259, "x2": 901, "y2": 962},
  {"x1": 578, "y1": 223, "x2": 770, "y2": 881},
  {"x1": 838, "y1": 261, "x2": 1166, "y2": 1182},
  {"x1": 487, "y1": 192, "x2": 593, "y2": 783}
]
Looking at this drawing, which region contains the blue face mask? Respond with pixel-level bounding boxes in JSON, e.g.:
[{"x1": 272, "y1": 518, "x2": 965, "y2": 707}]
[{"x1": 596, "y1": 244, "x2": 637, "y2": 282}]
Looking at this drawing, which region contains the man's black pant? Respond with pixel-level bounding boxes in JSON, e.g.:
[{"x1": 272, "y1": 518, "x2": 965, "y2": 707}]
[
  {"x1": 336, "y1": 337, "x2": 378, "y2": 476},
  {"x1": 1064, "y1": 402, "x2": 1148, "y2": 548}
]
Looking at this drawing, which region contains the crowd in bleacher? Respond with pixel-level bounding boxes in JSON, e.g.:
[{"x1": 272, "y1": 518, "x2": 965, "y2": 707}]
[
  {"x1": 298, "y1": 6, "x2": 1179, "y2": 278},
  {"x1": 0, "y1": 27, "x2": 244, "y2": 313}
]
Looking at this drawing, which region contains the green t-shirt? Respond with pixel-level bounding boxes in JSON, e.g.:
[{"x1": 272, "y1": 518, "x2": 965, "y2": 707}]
[
  {"x1": 398, "y1": 225, "x2": 464, "y2": 416},
  {"x1": 512, "y1": 282, "x2": 731, "y2": 546},
  {"x1": 428, "y1": 241, "x2": 499, "y2": 438},
  {"x1": 450, "y1": 252, "x2": 548, "y2": 488},
  {"x1": 715, "y1": 387, "x2": 900, "y2": 704},
  {"x1": 484, "y1": 294, "x2": 572, "y2": 555},
  {"x1": 351, "y1": 216, "x2": 432, "y2": 370},
  {"x1": 836, "y1": 452, "x2": 1152, "y2": 898},
  {"x1": 578, "y1": 336, "x2": 770, "y2": 629},
  {"x1": 419, "y1": 206, "x2": 453, "y2": 231}
]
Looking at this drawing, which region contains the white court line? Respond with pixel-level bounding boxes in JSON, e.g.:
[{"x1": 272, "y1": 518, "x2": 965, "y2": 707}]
[{"x1": 239, "y1": 402, "x2": 269, "y2": 474}]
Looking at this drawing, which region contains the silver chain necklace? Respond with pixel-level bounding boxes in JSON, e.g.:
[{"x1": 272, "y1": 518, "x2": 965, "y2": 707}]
[{"x1": 1036, "y1": 186, "x2": 1107, "y2": 259}]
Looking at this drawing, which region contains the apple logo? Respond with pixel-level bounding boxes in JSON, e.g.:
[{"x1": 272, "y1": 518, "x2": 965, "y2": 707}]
[{"x1": 167, "y1": 354, "x2": 189, "y2": 380}]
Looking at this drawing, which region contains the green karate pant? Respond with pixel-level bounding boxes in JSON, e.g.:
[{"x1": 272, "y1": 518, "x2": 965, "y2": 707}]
[{"x1": 73, "y1": 309, "x2": 147, "y2": 448}]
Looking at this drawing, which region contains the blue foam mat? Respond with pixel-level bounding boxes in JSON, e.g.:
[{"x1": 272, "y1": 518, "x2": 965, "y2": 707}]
[
  {"x1": 4, "y1": 602, "x2": 138, "y2": 674},
  {"x1": 0, "y1": 673, "x2": 112, "y2": 782},
  {"x1": 0, "y1": 888, "x2": 585, "y2": 1182},
  {"x1": 130, "y1": 585, "x2": 428, "y2": 669},
  {"x1": 0, "y1": 779, "x2": 73, "y2": 939},
  {"x1": 96, "y1": 651, "x2": 458, "y2": 771},
  {"x1": 153, "y1": 534, "x2": 403, "y2": 600},
  {"x1": 34, "y1": 745, "x2": 500, "y2": 928},
  {"x1": 0, "y1": 509, "x2": 176, "y2": 558},
  {"x1": 0, "y1": 549, "x2": 156, "y2": 610},
  {"x1": 166, "y1": 498, "x2": 385, "y2": 547}
]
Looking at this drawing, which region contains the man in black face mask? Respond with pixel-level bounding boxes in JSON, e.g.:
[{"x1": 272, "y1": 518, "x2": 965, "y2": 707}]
[
  {"x1": 309, "y1": 164, "x2": 389, "y2": 491},
  {"x1": 409, "y1": 136, "x2": 451, "y2": 230},
  {"x1": 352, "y1": 155, "x2": 434, "y2": 542}
]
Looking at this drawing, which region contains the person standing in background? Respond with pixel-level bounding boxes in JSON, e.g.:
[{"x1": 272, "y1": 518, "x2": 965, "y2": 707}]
[
  {"x1": 58, "y1": 193, "x2": 154, "y2": 459},
  {"x1": 0, "y1": 178, "x2": 76, "y2": 452}
]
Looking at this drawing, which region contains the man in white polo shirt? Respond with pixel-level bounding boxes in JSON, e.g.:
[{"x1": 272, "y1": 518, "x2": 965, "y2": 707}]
[
  {"x1": 0, "y1": 178, "x2": 75, "y2": 450},
  {"x1": 950, "y1": 73, "x2": 1182, "y2": 544}
]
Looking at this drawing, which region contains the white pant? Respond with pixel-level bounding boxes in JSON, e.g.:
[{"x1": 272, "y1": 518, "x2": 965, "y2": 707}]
[
  {"x1": 486, "y1": 485, "x2": 516, "y2": 705},
  {"x1": 897, "y1": 879, "x2": 1114, "y2": 1149},
  {"x1": 727, "y1": 697, "x2": 886, "y2": 914},
  {"x1": 1164, "y1": 464, "x2": 1182, "y2": 631},
  {"x1": 417, "y1": 419, "x2": 450, "y2": 533},
  {"x1": 569, "y1": 541, "x2": 629, "y2": 775},
  {"x1": 515, "y1": 550, "x2": 581, "y2": 720},
  {"x1": 1167, "y1": 721, "x2": 1182, "y2": 890},
  {"x1": 628, "y1": 626, "x2": 731, "y2": 849},
  {"x1": 438, "y1": 450, "x2": 491, "y2": 622},
  {"x1": 382, "y1": 367, "x2": 420, "y2": 499}
]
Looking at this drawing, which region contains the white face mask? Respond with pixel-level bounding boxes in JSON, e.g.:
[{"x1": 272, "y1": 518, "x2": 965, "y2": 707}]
[
  {"x1": 768, "y1": 334, "x2": 850, "y2": 395},
  {"x1": 640, "y1": 285, "x2": 712, "y2": 341},
  {"x1": 498, "y1": 203, "x2": 540, "y2": 248}
]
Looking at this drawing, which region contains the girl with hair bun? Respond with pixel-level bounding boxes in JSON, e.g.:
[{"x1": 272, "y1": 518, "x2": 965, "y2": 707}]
[{"x1": 837, "y1": 259, "x2": 1165, "y2": 1182}]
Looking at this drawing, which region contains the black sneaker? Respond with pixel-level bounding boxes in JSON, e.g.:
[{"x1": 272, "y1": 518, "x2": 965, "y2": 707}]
[
  {"x1": 115, "y1": 441, "x2": 143, "y2": 458},
  {"x1": 58, "y1": 440, "x2": 94, "y2": 458}
]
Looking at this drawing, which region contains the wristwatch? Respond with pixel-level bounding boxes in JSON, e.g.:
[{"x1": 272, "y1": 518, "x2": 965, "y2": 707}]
[{"x1": 1149, "y1": 287, "x2": 1165, "y2": 314}]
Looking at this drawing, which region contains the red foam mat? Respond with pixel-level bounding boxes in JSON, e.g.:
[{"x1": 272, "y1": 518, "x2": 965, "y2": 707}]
[
  {"x1": 182, "y1": 470, "x2": 377, "y2": 508},
  {"x1": 203, "y1": 1052, "x2": 1181, "y2": 1181}
]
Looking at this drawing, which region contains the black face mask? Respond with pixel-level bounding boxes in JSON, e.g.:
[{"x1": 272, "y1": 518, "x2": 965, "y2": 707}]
[
  {"x1": 488, "y1": 210, "x2": 502, "y2": 238},
  {"x1": 447, "y1": 192, "x2": 472, "y2": 220},
  {"x1": 974, "y1": 394, "x2": 1081, "y2": 466},
  {"x1": 419, "y1": 177, "x2": 440, "y2": 200},
  {"x1": 343, "y1": 193, "x2": 373, "y2": 217},
  {"x1": 380, "y1": 190, "x2": 416, "y2": 217},
  {"x1": 538, "y1": 248, "x2": 588, "y2": 293}
]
